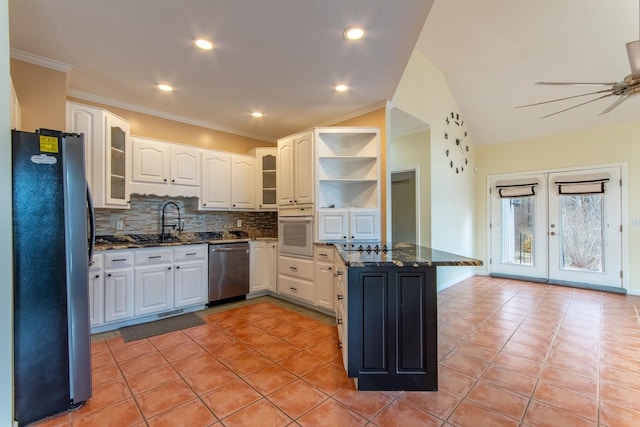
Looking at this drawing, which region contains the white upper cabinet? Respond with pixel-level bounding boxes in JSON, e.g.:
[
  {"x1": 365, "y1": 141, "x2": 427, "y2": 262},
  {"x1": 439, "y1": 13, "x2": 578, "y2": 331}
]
[
  {"x1": 200, "y1": 152, "x2": 256, "y2": 210},
  {"x1": 10, "y1": 77, "x2": 21, "y2": 130},
  {"x1": 277, "y1": 131, "x2": 314, "y2": 206},
  {"x1": 230, "y1": 155, "x2": 256, "y2": 209},
  {"x1": 252, "y1": 147, "x2": 278, "y2": 210},
  {"x1": 66, "y1": 101, "x2": 131, "y2": 209},
  {"x1": 130, "y1": 136, "x2": 201, "y2": 197},
  {"x1": 200, "y1": 151, "x2": 231, "y2": 209},
  {"x1": 315, "y1": 127, "x2": 381, "y2": 242}
]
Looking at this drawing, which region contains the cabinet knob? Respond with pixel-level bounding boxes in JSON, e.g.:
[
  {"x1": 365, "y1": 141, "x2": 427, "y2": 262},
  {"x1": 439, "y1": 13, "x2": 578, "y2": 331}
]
[
  {"x1": 337, "y1": 317, "x2": 343, "y2": 325},
  {"x1": 168, "y1": 267, "x2": 172, "y2": 270},
  {"x1": 233, "y1": 204, "x2": 236, "y2": 207},
  {"x1": 289, "y1": 200, "x2": 293, "y2": 203},
  {"x1": 328, "y1": 267, "x2": 332, "y2": 270},
  {"x1": 95, "y1": 274, "x2": 100, "y2": 278},
  {"x1": 343, "y1": 236, "x2": 347, "y2": 239},
  {"x1": 337, "y1": 294, "x2": 344, "y2": 300},
  {"x1": 163, "y1": 178, "x2": 167, "y2": 182},
  {"x1": 351, "y1": 236, "x2": 354, "y2": 239},
  {"x1": 203, "y1": 203, "x2": 207, "y2": 206},
  {"x1": 176, "y1": 266, "x2": 180, "y2": 269},
  {"x1": 171, "y1": 179, "x2": 175, "y2": 183},
  {"x1": 107, "y1": 273, "x2": 112, "y2": 277},
  {"x1": 338, "y1": 341, "x2": 343, "y2": 349}
]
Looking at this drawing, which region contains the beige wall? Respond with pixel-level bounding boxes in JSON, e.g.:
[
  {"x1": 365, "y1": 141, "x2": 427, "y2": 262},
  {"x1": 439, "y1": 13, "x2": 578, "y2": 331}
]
[
  {"x1": 2, "y1": 0, "x2": 14, "y2": 422},
  {"x1": 332, "y1": 108, "x2": 388, "y2": 240},
  {"x1": 392, "y1": 50, "x2": 477, "y2": 287},
  {"x1": 10, "y1": 59, "x2": 66, "y2": 131},
  {"x1": 475, "y1": 120, "x2": 640, "y2": 293},
  {"x1": 390, "y1": 130, "x2": 431, "y2": 247},
  {"x1": 67, "y1": 97, "x2": 273, "y2": 155}
]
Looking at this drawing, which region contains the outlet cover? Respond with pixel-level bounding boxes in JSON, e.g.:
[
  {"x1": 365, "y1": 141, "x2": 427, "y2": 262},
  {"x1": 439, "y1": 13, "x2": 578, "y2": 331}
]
[
  {"x1": 116, "y1": 220, "x2": 124, "y2": 230},
  {"x1": 236, "y1": 219, "x2": 242, "y2": 227},
  {"x1": 632, "y1": 218, "x2": 640, "y2": 227}
]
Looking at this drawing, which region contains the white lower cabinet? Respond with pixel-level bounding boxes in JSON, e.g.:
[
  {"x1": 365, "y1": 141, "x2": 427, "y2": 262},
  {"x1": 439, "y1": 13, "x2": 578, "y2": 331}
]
[
  {"x1": 103, "y1": 251, "x2": 135, "y2": 323},
  {"x1": 93, "y1": 244, "x2": 208, "y2": 331},
  {"x1": 317, "y1": 208, "x2": 380, "y2": 242},
  {"x1": 278, "y1": 255, "x2": 314, "y2": 304},
  {"x1": 89, "y1": 254, "x2": 104, "y2": 326},
  {"x1": 314, "y1": 246, "x2": 335, "y2": 310},
  {"x1": 334, "y1": 253, "x2": 348, "y2": 370},
  {"x1": 174, "y1": 245, "x2": 208, "y2": 307},
  {"x1": 250, "y1": 241, "x2": 277, "y2": 293}
]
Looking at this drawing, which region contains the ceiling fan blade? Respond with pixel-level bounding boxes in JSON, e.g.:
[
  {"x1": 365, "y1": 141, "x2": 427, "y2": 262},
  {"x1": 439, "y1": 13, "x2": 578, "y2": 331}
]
[
  {"x1": 599, "y1": 95, "x2": 629, "y2": 115},
  {"x1": 540, "y1": 93, "x2": 615, "y2": 119},
  {"x1": 515, "y1": 88, "x2": 614, "y2": 109},
  {"x1": 535, "y1": 81, "x2": 617, "y2": 86}
]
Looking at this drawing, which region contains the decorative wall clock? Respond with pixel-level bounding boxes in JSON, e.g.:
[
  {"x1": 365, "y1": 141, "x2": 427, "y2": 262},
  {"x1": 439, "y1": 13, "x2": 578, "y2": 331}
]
[{"x1": 444, "y1": 112, "x2": 470, "y2": 174}]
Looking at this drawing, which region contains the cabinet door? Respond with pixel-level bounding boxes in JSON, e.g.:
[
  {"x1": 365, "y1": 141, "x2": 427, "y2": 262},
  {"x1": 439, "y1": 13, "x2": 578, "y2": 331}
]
[
  {"x1": 201, "y1": 152, "x2": 231, "y2": 209},
  {"x1": 267, "y1": 243, "x2": 278, "y2": 291},
  {"x1": 318, "y1": 209, "x2": 348, "y2": 241},
  {"x1": 256, "y1": 148, "x2": 277, "y2": 209},
  {"x1": 171, "y1": 145, "x2": 201, "y2": 186},
  {"x1": 131, "y1": 138, "x2": 169, "y2": 184},
  {"x1": 349, "y1": 209, "x2": 380, "y2": 241},
  {"x1": 104, "y1": 269, "x2": 134, "y2": 322},
  {"x1": 249, "y1": 241, "x2": 267, "y2": 293},
  {"x1": 104, "y1": 113, "x2": 131, "y2": 207},
  {"x1": 88, "y1": 269, "x2": 104, "y2": 326},
  {"x1": 293, "y1": 133, "x2": 314, "y2": 204},
  {"x1": 66, "y1": 103, "x2": 96, "y2": 185},
  {"x1": 314, "y1": 261, "x2": 334, "y2": 310},
  {"x1": 231, "y1": 156, "x2": 256, "y2": 209},
  {"x1": 174, "y1": 261, "x2": 207, "y2": 307},
  {"x1": 134, "y1": 265, "x2": 173, "y2": 316},
  {"x1": 277, "y1": 138, "x2": 294, "y2": 205}
]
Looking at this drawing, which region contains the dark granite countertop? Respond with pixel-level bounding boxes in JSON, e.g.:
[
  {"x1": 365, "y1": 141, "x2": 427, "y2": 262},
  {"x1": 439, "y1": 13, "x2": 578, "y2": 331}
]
[
  {"x1": 94, "y1": 231, "x2": 277, "y2": 251},
  {"x1": 336, "y1": 243, "x2": 483, "y2": 268}
]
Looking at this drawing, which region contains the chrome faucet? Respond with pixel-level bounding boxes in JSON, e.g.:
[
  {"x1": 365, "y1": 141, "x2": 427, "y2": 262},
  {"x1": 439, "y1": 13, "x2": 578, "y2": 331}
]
[{"x1": 161, "y1": 201, "x2": 183, "y2": 242}]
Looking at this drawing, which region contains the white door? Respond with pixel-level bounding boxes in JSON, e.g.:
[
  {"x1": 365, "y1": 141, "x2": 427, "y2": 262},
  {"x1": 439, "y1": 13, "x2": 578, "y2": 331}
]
[
  {"x1": 231, "y1": 156, "x2": 256, "y2": 209},
  {"x1": 174, "y1": 261, "x2": 207, "y2": 307},
  {"x1": 201, "y1": 152, "x2": 231, "y2": 209},
  {"x1": 490, "y1": 167, "x2": 623, "y2": 289},
  {"x1": 171, "y1": 146, "x2": 201, "y2": 186},
  {"x1": 547, "y1": 168, "x2": 622, "y2": 287}
]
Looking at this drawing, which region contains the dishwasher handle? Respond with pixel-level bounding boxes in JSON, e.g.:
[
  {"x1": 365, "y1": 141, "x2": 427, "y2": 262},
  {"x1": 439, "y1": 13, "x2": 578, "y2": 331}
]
[{"x1": 210, "y1": 246, "x2": 250, "y2": 254}]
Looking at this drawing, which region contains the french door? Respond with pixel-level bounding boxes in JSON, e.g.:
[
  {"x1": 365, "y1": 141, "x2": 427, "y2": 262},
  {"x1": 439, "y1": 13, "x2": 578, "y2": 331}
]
[{"x1": 490, "y1": 166, "x2": 623, "y2": 290}]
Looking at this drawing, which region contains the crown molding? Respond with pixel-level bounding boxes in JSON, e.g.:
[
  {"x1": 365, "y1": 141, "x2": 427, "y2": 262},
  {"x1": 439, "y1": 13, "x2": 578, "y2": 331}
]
[
  {"x1": 66, "y1": 89, "x2": 276, "y2": 143},
  {"x1": 10, "y1": 49, "x2": 73, "y2": 73}
]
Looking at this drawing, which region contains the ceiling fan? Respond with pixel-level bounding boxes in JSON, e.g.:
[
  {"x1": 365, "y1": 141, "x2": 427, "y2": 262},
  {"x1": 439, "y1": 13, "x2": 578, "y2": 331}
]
[{"x1": 517, "y1": 10, "x2": 640, "y2": 118}]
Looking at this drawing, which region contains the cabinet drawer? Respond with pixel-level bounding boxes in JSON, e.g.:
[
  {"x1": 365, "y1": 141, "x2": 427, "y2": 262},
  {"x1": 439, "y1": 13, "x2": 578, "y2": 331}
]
[
  {"x1": 104, "y1": 252, "x2": 134, "y2": 269},
  {"x1": 315, "y1": 245, "x2": 335, "y2": 262},
  {"x1": 278, "y1": 275, "x2": 314, "y2": 303},
  {"x1": 279, "y1": 256, "x2": 314, "y2": 281},
  {"x1": 174, "y1": 245, "x2": 207, "y2": 262},
  {"x1": 134, "y1": 248, "x2": 173, "y2": 266}
]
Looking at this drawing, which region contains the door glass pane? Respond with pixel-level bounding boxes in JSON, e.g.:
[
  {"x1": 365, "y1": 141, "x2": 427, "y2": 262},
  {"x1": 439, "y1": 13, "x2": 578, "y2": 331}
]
[
  {"x1": 560, "y1": 194, "x2": 603, "y2": 272},
  {"x1": 501, "y1": 197, "x2": 535, "y2": 265}
]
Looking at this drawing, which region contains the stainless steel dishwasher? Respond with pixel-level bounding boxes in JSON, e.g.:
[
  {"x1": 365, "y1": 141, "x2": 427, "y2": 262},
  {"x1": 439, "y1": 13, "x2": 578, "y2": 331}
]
[{"x1": 208, "y1": 242, "x2": 250, "y2": 303}]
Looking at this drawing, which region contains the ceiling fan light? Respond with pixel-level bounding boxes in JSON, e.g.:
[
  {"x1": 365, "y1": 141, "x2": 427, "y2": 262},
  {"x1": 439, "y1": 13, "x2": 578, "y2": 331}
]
[{"x1": 626, "y1": 40, "x2": 640, "y2": 76}]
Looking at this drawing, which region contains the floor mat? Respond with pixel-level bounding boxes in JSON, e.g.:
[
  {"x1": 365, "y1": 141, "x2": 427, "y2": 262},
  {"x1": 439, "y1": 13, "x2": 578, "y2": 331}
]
[{"x1": 119, "y1": 312, "x2": 206, "y2": 342}]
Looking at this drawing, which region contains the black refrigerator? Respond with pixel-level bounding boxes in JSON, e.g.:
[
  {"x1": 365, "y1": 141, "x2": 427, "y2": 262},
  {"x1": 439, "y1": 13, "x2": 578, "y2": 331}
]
[{"x1": 12, "y1": 129, "x2": 94, "y2": 425}]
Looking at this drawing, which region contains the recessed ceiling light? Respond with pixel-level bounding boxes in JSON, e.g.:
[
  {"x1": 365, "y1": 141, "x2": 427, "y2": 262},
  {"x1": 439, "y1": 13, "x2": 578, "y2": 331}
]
[
  {"x1": 343, "y1": 26, "x2": 365, "y2": 41},
  {"x1": 251, "y1": 112, "x2": 264, "y2": 118},
  {"x1": 157, "y1": 84, "x2": 174, "y2": 92},
  {"x1": 335, "y1": 84, "x2": 349, "y2": 92},
  {"x1": 193, "y1": 38, "x2": 214, "y2": 50}
]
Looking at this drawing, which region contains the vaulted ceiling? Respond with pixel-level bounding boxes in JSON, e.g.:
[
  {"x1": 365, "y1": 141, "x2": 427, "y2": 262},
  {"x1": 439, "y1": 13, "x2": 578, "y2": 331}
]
[{"x1": 9, "y1": 0, "x2": 639, "y2": 145}]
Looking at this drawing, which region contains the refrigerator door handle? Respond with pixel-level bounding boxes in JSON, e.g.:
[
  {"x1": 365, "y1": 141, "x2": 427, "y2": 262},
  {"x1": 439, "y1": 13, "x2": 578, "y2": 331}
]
[{"x1": 87, "y1": 184, "x2": 95, "y2": 266}]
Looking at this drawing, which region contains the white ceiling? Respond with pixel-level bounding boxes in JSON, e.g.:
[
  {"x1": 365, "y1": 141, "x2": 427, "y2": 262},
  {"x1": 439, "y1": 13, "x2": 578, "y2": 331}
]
[
  {"x1": 8, "y1": 0, "x2": 432, "y2": 142},
  {"x1": 416, "y1": 0, "x2": 640, "y2": 145},
  {"x1": 9, "y1": 0, "x2": 639, "y2": 146}
]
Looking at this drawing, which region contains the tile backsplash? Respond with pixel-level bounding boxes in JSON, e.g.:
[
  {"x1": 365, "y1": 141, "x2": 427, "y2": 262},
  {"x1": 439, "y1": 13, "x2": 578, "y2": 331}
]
[{"x1": 95, "y1": 195, "x2": 277, "y2": 238}]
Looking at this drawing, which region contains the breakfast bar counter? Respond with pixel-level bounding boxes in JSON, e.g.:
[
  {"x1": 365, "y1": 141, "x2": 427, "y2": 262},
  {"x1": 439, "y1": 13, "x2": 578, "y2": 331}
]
[{"x1": 335, "y1": 243, "x2": 482, "y2": 391}]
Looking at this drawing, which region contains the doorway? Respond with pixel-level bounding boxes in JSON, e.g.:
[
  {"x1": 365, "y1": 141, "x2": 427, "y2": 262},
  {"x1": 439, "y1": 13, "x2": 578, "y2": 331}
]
[
  {"x1": 391, "y1": 170, "x2": 417, "y2": 244},
  {"x1": 489, "y1": 166, "x2": 623, "y2": 291}
]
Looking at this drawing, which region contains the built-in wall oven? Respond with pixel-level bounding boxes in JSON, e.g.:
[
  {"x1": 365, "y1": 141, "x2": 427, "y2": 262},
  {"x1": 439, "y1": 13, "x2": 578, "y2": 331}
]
[{"x1": 278, "y1": 207, "x2": 314, "y2": 257}]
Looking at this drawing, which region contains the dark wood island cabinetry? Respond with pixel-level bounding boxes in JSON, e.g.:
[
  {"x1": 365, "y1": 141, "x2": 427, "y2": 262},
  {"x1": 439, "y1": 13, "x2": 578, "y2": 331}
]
[{"x1": 336, "y1": 243, "x2": 482, "y2": 391}]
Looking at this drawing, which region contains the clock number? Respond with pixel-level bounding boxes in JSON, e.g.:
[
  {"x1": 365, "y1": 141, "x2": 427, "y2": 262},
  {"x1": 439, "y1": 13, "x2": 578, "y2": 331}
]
[
  {"x1": 450, "y1": 160, "x2": 453, "y2": 168},
  {"x1": 464, "y1": 131, "x2": 468, "y2": 137},
  {"x1": 446, "y1": 149, "x2": 450, "y2": 157},
  {"x1": 444, "y1": 132, "x2": 448, "y2": 140},
  {"x1": 465, "y1": 145, "x2": 469, "y2": 152},
  {"x1": 456, "y1": 138, "x2": 461, "y2": 146},
  {"x1": 465, "y1": 158, "x2": 468, "y2": 165},
  {"x1": 456, "y1": 167, "x2": 459, "y2": 174},
  {"x1": 445, "y1": 117, "x2": 450, "y2": 125}
]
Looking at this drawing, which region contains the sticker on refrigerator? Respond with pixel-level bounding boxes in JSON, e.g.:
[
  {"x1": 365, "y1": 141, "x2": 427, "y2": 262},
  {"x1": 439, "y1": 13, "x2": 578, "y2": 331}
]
[
  {"x1": 30, "y1": 154, "x2": 57, "y2": 165},
  {"x1": 39, "y1": 135, "x2": 59, "y2": 153}
]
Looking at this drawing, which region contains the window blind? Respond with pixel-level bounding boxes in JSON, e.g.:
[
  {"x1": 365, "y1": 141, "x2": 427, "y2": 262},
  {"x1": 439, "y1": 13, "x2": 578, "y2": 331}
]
[
  {"x1": 495, "y1": 179, "x2": 539, "y2": 198},
  {"x1": 553, "y1": 173, "x2": 610, "y2": 195}
]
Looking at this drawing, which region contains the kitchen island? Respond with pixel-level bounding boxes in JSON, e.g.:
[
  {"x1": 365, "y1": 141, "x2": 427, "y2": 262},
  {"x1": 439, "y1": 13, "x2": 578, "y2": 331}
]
[{"x1": 335, "y1": 243, "x2": 482, "y2": 391}]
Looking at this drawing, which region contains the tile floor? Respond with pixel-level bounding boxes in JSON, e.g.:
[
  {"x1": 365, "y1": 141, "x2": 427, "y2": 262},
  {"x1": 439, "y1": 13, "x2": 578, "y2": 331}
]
[{"x1": 30, "y1": 276, "x2": 640, "y2": 426}]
